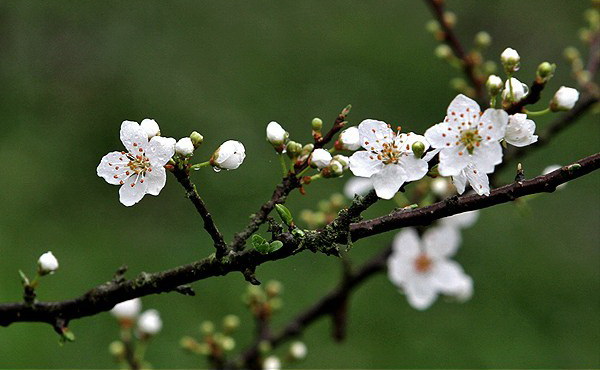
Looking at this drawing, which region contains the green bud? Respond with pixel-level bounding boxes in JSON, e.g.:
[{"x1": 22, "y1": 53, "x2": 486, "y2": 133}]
[
  {"x1": 450, "y1": 77, "x2": 467, "y2": 92},
  {"x1": 109, "y1": 341, "x2": 125, "y2": 358},
  {"x1": 190, "y1": 131, "x2": 204, "y2": 147},
  {"x1": 563, "y1": 47, "x2": 580, "y2": 62},
  {"x1": 330, "y1": 193, "x2": 344, "y2": 208},
  {"x1": 327, "y1": 160, "x2": 344, "y2": 177},
  {"x1": 251, "y1": 234, "x2": 270, "y2": 254},
  {"x1": 221, "y1": 337, "x2": 236, "y2": 351},
  {"x1": 536, "y1": 62, "x2": 556, "y2": 81},
  {"x1": 266, "y1": 280, "x2": 283, "y2": 297},
  {"x1": 269, "y1": 297, "x2": 283, "y2": 311},
  {"x1": 482, "y1": 60, "x2": 498, "y2": 75},
  {"x1": 301, "y1": 143, "x2": 314, "y2": 156},
  {"x1": 60, "y1": 328, "x2": 76, "y2": 343},
  {"x1": 434, "y1": 44, "x2": 453, "y2": 59},
  {"x1": 200, "y1": 320, "x2": 215, "y2": 334},
  {"x1": 286, "y1": 141, "x2": 302, "y2": 158},
  {"x1": 425, "y1": 20, "x2": 440, "y2": 34},
  {"x1": 180, "y1": 336, "x2": 199, "y2": 352},
  {"x1": 275, "y1": 204, "x2": 294, "y2": 226},
  {"x1": 474, "y1": 31, "x2": 491, "y2": 48},
  {"x1": 222, "y1": 314, "x2": 240, "y2": 332},
  {"x1": 411, "y1": 141, "x2": 426, "y2": 158},
  {"x1": 443, "y1": 11, "x2": 457, "y2": 27},
  {"x1": 311, "y1": 117, "x2": 323, "y2": 131}
]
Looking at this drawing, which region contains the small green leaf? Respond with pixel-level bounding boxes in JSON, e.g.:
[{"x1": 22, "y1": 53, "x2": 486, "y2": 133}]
[
  {"x1": 251, "y1": 234, "x2": 270, "y2": 254},
  {"x1": 18, "y1": 270, "x2": 30, "y2": 286},
  {"x1": 275, "y1": 204, "x2": 294, "y2": 226},
  {"x1": 269, "y1": 241, "x2": 283, "y2": 253}
]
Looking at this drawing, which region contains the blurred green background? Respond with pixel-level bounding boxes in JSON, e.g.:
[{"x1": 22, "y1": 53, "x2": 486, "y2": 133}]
[{"x1": 0, "y1": 0, "x2": 598, "y2": 368}]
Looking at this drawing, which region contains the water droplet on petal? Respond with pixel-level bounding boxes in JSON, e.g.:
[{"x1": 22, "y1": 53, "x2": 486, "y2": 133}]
[{"x1": 213, "y1": 166, "x2": 221, "y2": 173}]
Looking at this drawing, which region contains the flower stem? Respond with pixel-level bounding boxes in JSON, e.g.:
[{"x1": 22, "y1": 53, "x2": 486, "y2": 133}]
[
  {"x1": 309, "y1": 173, "x2": 322, "y2": 182},
  {"x1": 296, "y1": 166, "x2": 311, "y2": 178},
  {"x1": 190, "y1": 161, "x2": 212, "y2": 170},
  {"x1": 524, "y1": 107, "x2": 551, "y2": 116},
  {"x1": 278, "y1": 154, "x2": 288, "y2": 177}
]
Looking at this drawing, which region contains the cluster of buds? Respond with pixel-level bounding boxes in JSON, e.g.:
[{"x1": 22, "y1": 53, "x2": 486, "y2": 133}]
[
  {"x1": 300, "y1": 193, "x2": 345, "y2": 229},
  {"x1": 309, "y1": 150, "x2": 349, "y2": 178},
  {"x1": 180, "y1": 315, "x2": 239, "y2": 364},
  {"x1": 174, "y1": 131, "x2": 203, "y2": 157},
  {"x1": 243, "y1": 281, "x2": 283, "y2": 320}
]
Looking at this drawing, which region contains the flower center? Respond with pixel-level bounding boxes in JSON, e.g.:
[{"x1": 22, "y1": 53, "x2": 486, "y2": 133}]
[
  {"x1": 459, "y1": 129, "x2": 482, "y2": 154},
  {"x1": 414, "y1": 253, "x2": 433, "y2": 273},
  {"x1": 378, "y1": 141, "x2": 405, "y2": 164},
  {"x1": 128, "y1": 154, "x2": 151, "y2": 174}
]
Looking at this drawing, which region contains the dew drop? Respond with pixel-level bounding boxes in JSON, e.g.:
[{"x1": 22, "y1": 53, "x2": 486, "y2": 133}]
[{"x1": 213, "y1": 166, "x2": 221, "y2": 173}]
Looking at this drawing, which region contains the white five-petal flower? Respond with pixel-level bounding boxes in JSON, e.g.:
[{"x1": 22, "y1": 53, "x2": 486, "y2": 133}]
[
  {"x1": 349, "y1": 120, "x2": 429, "y2": 199},
  {"x1": 97, "y1": 120, "x2": 176, "y2": 207},
  {"x1": 387, "y1": 227, "x2": 473, "y2": 310},
  {"x1": 424, "y1": 94, "x2": 508, "y2": 196},
  {"x1": 504, "y1": 113, "x2": 538, "y2": 147}
]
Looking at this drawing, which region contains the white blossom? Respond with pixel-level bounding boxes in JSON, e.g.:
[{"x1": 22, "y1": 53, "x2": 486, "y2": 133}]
[
  {"x1": 110, "y1": 298, "x2": 141, "y2": 320},
  {"x1": 266, "y1": 121, "x2": 288, "y2": 146},
  {"x1": 387, "y1": 227, "x2": 472, "y2": 310},
  {"x1": 211, "y1": 140, "x2": 246, "y2": 170},
  {"x1": 38, "y1": 251, "x2": 59, "y2": 275},
  {"x1": 140, "y1": 118, "x2": 160, "y2": 139},
  {"x1": 97, "y1": 121, "x2": 176, "y2": 206},
  {"x1": 263, "y1": 356, "x2": 281, "y2": 370},
  {"x1": 500, "y1": 47, "x2": 520, "y2": 66},
  {"x1": 310, "y1": 148, "x2": 333, "y2": 169},
  {"x1": 505, "y1": 113, "x2": 538, "y2": 147},
  {"x1": 486, "y1": 74, "x2": 503, "y2": 95},
  {"x1": 343, "y1": 177, "x2": 374, "y2": 198},
  {"x1": 550, "y1": 86, "x2": 579, "y2": 111},
  {"x1": 137, "y1": 309, "x2": 162, "y2": 335},
  {"x1": 175, "y1": 137, "x2": 195, "y2": 156},
  {"x1": 424, "y1": 94, "x2": 508, "y2": 196},
  {"x1": 440, "y1": 210, "x2": 480, "y2": 229},
  {"x1": 543, "y1": 164, "x2": 567, "y2": 190},
  {"x1": 349, "y1": 119, "x2": 429, "y2": 199},
  {"x1": 502, "y1": 77, "x2": 528, "y2": 102},
  {"x1": 337, "y1": 126, "x2": 361, "y2": 150},
  {"x1": 289, "y1": 341, "x2": 307, "y2": 360}
]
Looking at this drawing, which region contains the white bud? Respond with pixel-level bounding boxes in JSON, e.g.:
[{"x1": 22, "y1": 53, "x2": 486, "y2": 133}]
[
  {"x1": 550, "y1": 86, "x2": 579, "y2": 111},
  {"x1": 140, "y1": 119, "x2": 161, "y2": 139},
  {"x1": 263, "y1": 356, "x2": 281, "y2": 370},
  {"x1": 266, "y1": 121, "x2": 288, "y2": 146},
  {"x1": 37, "y1": 251, "x2": 59, "y2": 275},
  {"x1": 309, "y1": 148, "x2": 332, "y2": 169},
  {"x1": 110, "y1": 298, "x2": 141, "y2": 320},
  {"x1": 289, "y1": 341, "x2": 307, "y2": 360},
  {"x1": 137, "y1": 309, "x2": 162, "y2": 335},
  {"x1": 502, "y1": 78, "x2": 528, "y2": 102},
  {"x1": 333, "y1": 154, "x2": 349, "y2": 169},
  {"x1": 430, "y1": 178, "x2": 450, "y2": 197},
  {"x1": 485, "y1": 74, "x2": 503, "y2": 95},
  {"x1": 175, "y1": 137, "x2": 195, "y2": 156},
  {"x1": 338, "y1": 126, "x2": 361, "y2": 150},
  {"x1": 500, "y1": 47, "x2": 520, "y2": 72},
  {"x1": 211, "y1": 140, "x2": 246, "y2": 170}
]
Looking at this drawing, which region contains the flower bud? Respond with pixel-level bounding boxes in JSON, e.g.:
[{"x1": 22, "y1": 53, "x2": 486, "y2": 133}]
[
  {"x1": 425, "y1": 20, "x2": 440, "y2": 34},
  {"x1": 311, "y1": 117, "x2": 323, "y2": 131},
  {"x1": 336, "y1": 126, "x2": 360, "y2": 151},
  {"x1": 190, "y1": 131, "x2": 204, "y2": 147},
  {"x1": 266, "y1": 280, "x2": 283, "y2": 297},
  {"x1": 536, "y1": 62, "x2": 555, "y2": 82},
  {"x1": 175, "y1": 137, "x2": 195, "y2": 156},
  {"x1": 37, "y1": 251, "x2": 59, "y2": 276},
  {"x1": 200, "y1": 320, "x2": 215, "y2": 334},
  {"x1": 266, "y1": 121, "x2": 288, "y2": 147},
  {"x1": 434, "y1": 44, "x2": 453, "y2": 60},
  {"x1": 108, "y1": 341, "x2": 125, "y2": 358},
  {"x1": 223, "y1": 314, "x2": 240, "y2": 332},
  {"x1": 211, "y1": 140, "x2": 246, "y2": 170},
  {"x1": 332, "y1": 154, "x2": 349, "y2": 169},
  {"x1": 482, "y1": 61, "x2": 498, "y2": 75},
  {"x1": 474, "y1": 31, "x2": 491, "y2": 48},
  {"x1": 500, "y1": 47, "x2": 520, "y2": 73},
  {"x1": 502, "y1": 77, "x2": 528, "y2": 102},
  {"x1": 140, "y1": 119, "x2": 160, "y2": 139},
  {"x1": 285, "y1": 141, "x2": 302, "y2": 158},
  {"x1": 325, "y1": 160, "x2": 344, "y2": 178},
  {"x1": 301, "y1": 143, "x2": 314, "y2": 156},
  {"x1": 289, "y1": 341, "x2": 307, "y2": 360},
  {"x1": 110, "y1": 298, "x2": 141, "y2": 321},
  {"x1": 485, "y1": 75, "x2": 503, "y2": 96},
  {"x1": 443, "y1": 11, "x2": 457, "y2": 27},
  {"x1": 137, "y1": 309, "x2": 162, "y2": 336},
  {"x1": 309, "y1": 148, "x2": 332, "y2": 169},
  {"x1": 263, "y1": 355, "x2": 281, "y2": 370},
  {"x1": 221, "y1": 336, "x2": 236, "y2": 351},
  {"x1": 411, "y1": 141, "x2": 426, "y2": 159},
  {"x1": 563, "y1": 46, "x2": 580, "y2": 62},
  {"x1": 550, "y1": 86, "x2": 579, "y2": 111}
]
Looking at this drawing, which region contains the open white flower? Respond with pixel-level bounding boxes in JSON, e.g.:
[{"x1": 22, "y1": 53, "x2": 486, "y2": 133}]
[
  {"x1": 505, "y1": 113, "x2": 537, "y2": 147},
  {"x1": 550, "y1": 86, "x2": 579, "y2": 111},
  {"x1": 310, "y1": 148, "x2": 333, "y2": 169},
  {"x1": 175, "y1": 137, "x2": 195, "y2": 156},
  {"x1": 137, "y1": 309, "x2": 162, "y2": 336},
  {"x1": 502, "y1": 77, "x2": 528, "y2": 102},
  {"x1": 336, "y1": 126, "x2": 361, "y2": 151},
  {"x1": 97, "y1": 121, "x2": 176, "y2": 206},
  {"x1": 349, "y1": 119, "x2": 429, "y2": 199},
  {"x1": 387, "y1": 227, "x2": 472, "y2": 310},
  {"x1": 211, "y1": 140, "x2": 246, "y2": 170},
  {"x1": 425, "y1": 94, "x2": 508, "y2": 196},
  {"x1": 111, "y1": 298, "x2": 141, "y2": 320},
  {"x1": 38, "y1": 251, "x2": 59, "y2": 275}
]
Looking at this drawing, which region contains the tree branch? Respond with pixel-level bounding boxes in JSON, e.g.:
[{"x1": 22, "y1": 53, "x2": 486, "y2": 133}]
[{"x1": 0, "y1": 152, "x2": 597, "y2": 330}]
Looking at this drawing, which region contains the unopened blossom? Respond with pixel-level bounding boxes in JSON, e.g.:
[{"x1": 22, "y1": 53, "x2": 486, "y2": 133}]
[
  {"x1": 266, "y1": 121, "x2": 288, "y2": 146},
  {"x1": 343, "y1": 177, "x2": 374, "y2": 198},
  {"x1": 349, "y1": 119, "x2": 429, "y2": 199},
  {"x1": 387, "y1": 227, "x2": 472, "y2": 310},
  {"x1": 37, "y1": 251, "x2": 59, "y2": 275},
  {"x1": 430, "y1": 177, "x2": 450, "y2": 197},
  {"x1": 97, "y1": 121, "x2": 176, "y2": 206},
  {"x1": 289, "y1": 341, "x2": 307, "y2": 360},
  {"x1": 175, "y1": 137, "x2": 195, "y2": 156},
  {"x1": 424, "y1": 94, "x2": 508, "y2": 196},
  {"x1": 137, "y1": 309, "x2": 162, "y2": 336},
  {"x1": 504, "y1": 113, "x2": 538, "y2": 147},
  {"x1": 263, "y1": 356, "x2": 281, "y2": 370},
  {"x1": 140, "y1": 119, "x2": 160, "y2": 139},
  {"x1": 502, "y1": 77, "x2": 528, "y2": 102},
  {"x1": 500, "y1": 47, "x2": 520, "y2": 72},
  {"x1": 211, "y1": 140, "x2": 246, "y2": 170},
  {"x1": 110, "y1": 298, "x2": 142, "y2": 320},
  {"x1": 310, "y1": 148, "x2": 333, "y2": 169},
  {"x1": 333, "y1": 154, "x2": 349, "y2": 169},
  {"x1": 543, "y1": 165, "x2": 567, "y2": 190},
  {"x1": 550, "y1": 86, "x2": 579, "y2": 111},
  {"x1": 336, "y1": 126, "x2": 361, "y2": 151},
  {"x1": 486, "y1": 74, "x2": 503, "y2": 95}
]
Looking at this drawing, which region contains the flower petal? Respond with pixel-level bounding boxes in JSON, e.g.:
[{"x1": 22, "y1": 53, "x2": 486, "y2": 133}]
[
  {"x1": 424, "y1": 123, "x2": 451, "y2": 149},
  {"x1": 397, "y1": 132, "x2": 430, "y2": 154},
  {"x1": 144, "y1": 167, "x2": 167, "y2": 196},
  {"x1": 401, "y1": 155, "x2": 429, "y2": 182},
  {"x1": 452, "y1": 171, "x2": 467, "y2": 194},
  {"x1": 372, "y1": 164, "x2": 407, "y2": 199},
  {"x1": 423, "y1": 226, "x2": 461, "y2": 258},
  {"x1": 357, "y1": 119, "x2": 393, "y2": 151},
  {"x1": 431, "y1": 260, "x2": 470, "y2": 295},
  {"x1": 348, "y1": 151, "x2": 384, "y2": 178},
  {"x1": 147, "y1": 136, "x2": 176, "y2": 167},
  {"x1": 505, "y1": 113, "x2": 538, "y2": 147},
  {"x1": 471, "y1": 141, "x2": 502, "y2": 173},
  {"x1": 404, "y1": 274, "x2": 438, "y2": 310},
  {"x1": 478, "y1": 108, "x2": 508, "y2": 142},
  {"x1": 119, "y1": 174, "x2": 148, "y2": 206},
  {"x1": 97, "y1": 151, "x2": 133, "y2": 185},
  {"x1": 438, "y1": 145, "x2": 469, "y2": 176},
  {"x1": 446, "y1": 94, "x2": 481, "y2": 120},
  {"x1": 391, "y1": 228, "x2": 421, "y2": 258},
  {"x1": 464, "y1": 164, "x2": 490, "y2": 196},
  {"x1": 120, "y1": 121, "x2": 149, "y2": 154}
]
